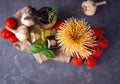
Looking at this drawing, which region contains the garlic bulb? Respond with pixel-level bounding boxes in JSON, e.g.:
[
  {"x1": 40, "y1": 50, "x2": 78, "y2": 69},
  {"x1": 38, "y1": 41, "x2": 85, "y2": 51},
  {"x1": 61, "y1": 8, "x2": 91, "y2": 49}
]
[
  {"x1": 82, "y1": 0, "x2": 107, "y2": 16},
  {"x1": 5, "y1": 25, "x2": 29, "y2": 41},
  {"x1": 21, "y1": 13, "x2": 35, "y2": 27}
]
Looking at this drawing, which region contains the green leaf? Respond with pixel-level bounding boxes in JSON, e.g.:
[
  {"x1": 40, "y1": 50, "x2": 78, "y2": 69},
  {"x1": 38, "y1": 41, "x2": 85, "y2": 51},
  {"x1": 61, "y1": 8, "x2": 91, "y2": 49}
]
[
  {"x1": 29, "y1": 44, "x2": 46, "y2": 53},
  {"x1": 42, "y1": 50, "x2": 55, "y2": 58},
  {"x1": 40, "y1": 44, "x2": 46, "y2": 50}
]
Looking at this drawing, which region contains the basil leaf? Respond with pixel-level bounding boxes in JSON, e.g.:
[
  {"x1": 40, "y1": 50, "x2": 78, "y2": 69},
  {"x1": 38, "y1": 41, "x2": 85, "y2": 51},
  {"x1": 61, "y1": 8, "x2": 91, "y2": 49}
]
[
  {"x1": 42, "y1": 50, "x2": 55, "y2": 58},
  {"x1": 40, "y1": 44, "x2": 46, "y2": 50},
  {"x1": 29, "y1": 44, "x2": 43, "y2": 53}
]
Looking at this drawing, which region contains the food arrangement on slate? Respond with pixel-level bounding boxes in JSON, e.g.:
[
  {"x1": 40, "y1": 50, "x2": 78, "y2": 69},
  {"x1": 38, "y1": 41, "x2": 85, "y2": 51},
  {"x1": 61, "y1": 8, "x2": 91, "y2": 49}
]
[{"x1": 0, "y1": 0, "x2": 108, "y2": 67}]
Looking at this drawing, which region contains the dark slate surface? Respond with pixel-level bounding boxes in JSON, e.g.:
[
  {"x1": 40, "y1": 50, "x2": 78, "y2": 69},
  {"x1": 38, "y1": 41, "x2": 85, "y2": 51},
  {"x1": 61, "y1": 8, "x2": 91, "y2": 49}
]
[{"x1": 0, "y1": 0, "x2": 120, "y2": 84}]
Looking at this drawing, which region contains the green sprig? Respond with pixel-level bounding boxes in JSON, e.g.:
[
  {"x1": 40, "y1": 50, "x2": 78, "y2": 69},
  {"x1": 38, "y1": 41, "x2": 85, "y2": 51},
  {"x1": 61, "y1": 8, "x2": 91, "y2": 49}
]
[{"x1": 48, "y1": 7, "x2": 57, "y2": 23}]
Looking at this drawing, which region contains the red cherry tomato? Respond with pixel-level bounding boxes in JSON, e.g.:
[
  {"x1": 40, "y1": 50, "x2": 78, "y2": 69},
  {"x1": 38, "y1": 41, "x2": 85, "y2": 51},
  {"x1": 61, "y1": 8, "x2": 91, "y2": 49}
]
[
  {"x1": 72, "y1": 56, "x2": 83, "y2": 66},
  {"x1": 92, "y1": 26, "x2": 103, "y2": 38},
  {"x1": 9, "y1": 35, "x2": 18, "y2": 43},
  {"x1": 4, "y1": 17, "x2": 17, "y2": 28},
  {"x1": 92, "y1": 47, "x2": 102, "y2": 58},
  {"x1": 98, "y1": 37, "x2": 108, "y2": 49},
  {"x1": 1, "y1": 28, "x2": 12, "y2": 39},
  {"x1": 54, "y1": 20, "x2": 64, "y2": 30},
  {"x1": 86, "y1": 56, "x2": 97, "y2": 67}
]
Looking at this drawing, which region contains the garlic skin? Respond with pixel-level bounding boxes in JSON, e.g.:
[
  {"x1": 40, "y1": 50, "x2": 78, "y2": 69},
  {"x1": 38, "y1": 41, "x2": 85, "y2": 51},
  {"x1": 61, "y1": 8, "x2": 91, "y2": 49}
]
[
  {"x1": 15, "y1": 25, "x2": 29, "y2": 41},
  {"x1": 6, "y1": 25, "x2": 29, "y2": 41},
  {"x1": 82, "y1": 0, "x2": 97, "y2": 16},
  {"x1": 21, "y1": 13, "x2": 35, "y2": 27},
  {"x1": 82, "y1": 0, "x2": 107, "y2": 16}
]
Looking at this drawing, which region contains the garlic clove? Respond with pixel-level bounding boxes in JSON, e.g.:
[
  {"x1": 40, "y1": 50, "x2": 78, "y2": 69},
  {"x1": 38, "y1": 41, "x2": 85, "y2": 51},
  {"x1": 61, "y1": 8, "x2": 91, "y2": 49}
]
[
  {"x1": 5, "y1": 25, "x2": 29, "y2": 41},
  {"x1": 82, "y1": 0, "x2": 97, "y2": 16},
  {"x1": 21, "y1": 13, "x2": 35, "y2": 27},
  {"x1": 15, "y1": 25, "x2": 29, "y2": 41},
  {"x1": 81, "y1": 0, "x2": 107, "y2": 16}
]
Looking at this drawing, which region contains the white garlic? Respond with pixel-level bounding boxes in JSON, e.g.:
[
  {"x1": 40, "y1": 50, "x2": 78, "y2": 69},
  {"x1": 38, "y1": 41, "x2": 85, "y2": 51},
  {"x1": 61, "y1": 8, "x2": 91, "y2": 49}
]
[
  {"x1": 82, "y1": 0, "x2": 107, "y2": 16},
  {"x1": 21, "y1": 13, "x2": 35, "y2": 27},
  {"x1": 5, "y1": 25, "x2": 29, "y2": 41}
]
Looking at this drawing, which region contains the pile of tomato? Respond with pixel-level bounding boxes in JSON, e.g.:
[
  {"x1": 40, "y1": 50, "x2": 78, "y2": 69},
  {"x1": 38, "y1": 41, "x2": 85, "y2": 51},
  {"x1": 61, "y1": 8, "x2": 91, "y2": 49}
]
[
  {"x1": 0, "y1": 17, "x2": 18, "y2": 43},
  {"x1": 71, "y1": 27, "x2": 108, "y2": 67}
]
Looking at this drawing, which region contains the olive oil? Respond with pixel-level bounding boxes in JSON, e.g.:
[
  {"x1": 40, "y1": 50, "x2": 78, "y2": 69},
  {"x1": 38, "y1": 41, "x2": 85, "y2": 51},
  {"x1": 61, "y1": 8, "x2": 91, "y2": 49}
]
[{"x1": 30, "y1": 28, "x2": 56, "y2": 44}]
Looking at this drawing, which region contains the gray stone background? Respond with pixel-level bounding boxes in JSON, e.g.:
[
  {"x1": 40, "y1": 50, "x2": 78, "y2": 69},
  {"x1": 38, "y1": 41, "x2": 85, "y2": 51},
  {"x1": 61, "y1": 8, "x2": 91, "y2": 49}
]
[{"x1": 0, "y1": 0, "x2": 120, "y2": 84}]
